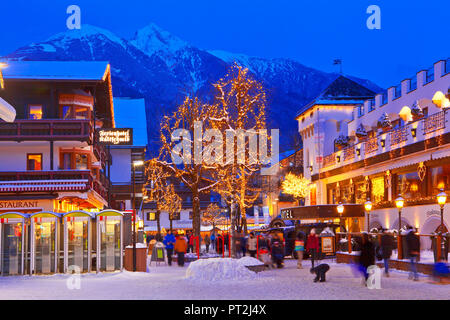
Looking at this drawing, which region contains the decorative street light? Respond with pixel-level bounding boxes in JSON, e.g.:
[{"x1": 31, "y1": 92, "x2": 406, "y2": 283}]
[
  {"x1": 364, "y1": 199, "x2": 373, "y2": 232},
  {"x1": 337, "y1": 203, "x2": 344, "y2": 231},
  {"x1": 436, "y1": 189, "x2": 447, "y2": 260},
  {"x1": 395, "y1": 195, "x2": 404, "y2": 233},
  {"x1": 132, "y1": 160, "x2": 145, "y2": 272}
]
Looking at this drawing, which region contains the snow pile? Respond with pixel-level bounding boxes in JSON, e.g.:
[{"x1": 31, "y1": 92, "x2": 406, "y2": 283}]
[
  {"x1": 185, "y1": 258, "x2": 257, "y2": 281},
  {"x1": 237, "y1": 256, "x2": 264, "y2": 267}
]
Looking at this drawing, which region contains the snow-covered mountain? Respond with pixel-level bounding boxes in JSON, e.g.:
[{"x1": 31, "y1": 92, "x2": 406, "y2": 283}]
[{"x1": 4, "y1": 23, "x2": 382, "y2": 152}]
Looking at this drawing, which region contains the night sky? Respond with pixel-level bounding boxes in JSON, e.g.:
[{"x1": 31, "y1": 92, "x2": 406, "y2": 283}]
[{"x1": 1, "y1": 0, "x2": 449, "y2": 88}]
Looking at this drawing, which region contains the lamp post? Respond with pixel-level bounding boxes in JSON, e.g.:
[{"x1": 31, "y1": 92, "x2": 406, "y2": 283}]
[
  {"x1": 337, "y1": 202, "x2": 344, "y2": 232},
  {"x1": 437, "y1": 189, "x2": 447, "y2": 260},
  {"x1": 395, "y1": 195, "x2": 404, "y2": 259},
  {"x1": 364, "y1": 199, "x2": 373, "y2": 232},
  {"x1": 132, "y1": 160, "x2": 144, "y2": 272}
]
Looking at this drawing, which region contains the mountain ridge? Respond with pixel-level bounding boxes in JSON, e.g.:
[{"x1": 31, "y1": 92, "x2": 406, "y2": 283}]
[{"x1": 3, "y1": 23, "x2": 383, "y2": 152}]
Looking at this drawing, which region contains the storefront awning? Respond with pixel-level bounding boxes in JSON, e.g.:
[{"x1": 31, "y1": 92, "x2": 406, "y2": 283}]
[{"x1": 280, "y1": 204, "x2": 364, "y2": 220}]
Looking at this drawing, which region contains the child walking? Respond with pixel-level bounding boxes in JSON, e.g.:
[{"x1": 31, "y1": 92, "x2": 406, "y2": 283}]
[{"x1": 294, "y1": 234, "x2": 305, "y2": 269}]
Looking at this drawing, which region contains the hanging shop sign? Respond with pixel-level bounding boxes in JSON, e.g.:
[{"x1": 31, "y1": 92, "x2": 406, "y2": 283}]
[{"x1": 97, "y1": 128, "x2": 133, "y2": 146}]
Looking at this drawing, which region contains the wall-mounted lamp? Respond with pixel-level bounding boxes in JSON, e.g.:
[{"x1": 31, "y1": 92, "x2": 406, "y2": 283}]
[
  {"x1": 411, "y1": 128, "x2": 417, "y2": 138},
  {"x1": 380, "y1": 139, "x2": 385, "y2": 148},
  {"x1": 336, "y1": 155, "x2": 341, "y2": 163},
  {"x1": 356, "y1": 148, "x2": 361, "y2": 156},
  {"x1": 309, "y1": 165, "x2": 313, "y2": 173}
]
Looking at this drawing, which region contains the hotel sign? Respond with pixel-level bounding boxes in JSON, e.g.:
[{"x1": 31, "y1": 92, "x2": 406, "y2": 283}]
[
  {"x1": 97, "y1": 128, "x2": 133, "y2": 146},
  {"x1": 0, "y1": 200, "x2": 40, "y2": 209}
]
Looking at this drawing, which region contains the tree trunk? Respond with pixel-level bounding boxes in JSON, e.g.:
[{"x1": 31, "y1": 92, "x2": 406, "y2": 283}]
[
  {"x1": 192, "y1": 189, "x2": 201, "y2": 238},
  {"x1": 230, "y1": 201, "x2": 237, "y2": 258},
  {"x1": 156, "y1": 210, "x2": 161, "y2": 233},
  {"x1": 170, "y1": 218, "x2": 173, "y2": 233}
]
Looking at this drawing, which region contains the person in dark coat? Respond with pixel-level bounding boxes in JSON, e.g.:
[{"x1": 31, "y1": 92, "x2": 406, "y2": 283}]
[
  {"x1": 405, "y1": 226, "x2": 420, "y2": 281},
  {"x1": 380, "y1": 229, "x2": 393, "y2": 276},
  {"x1": 359, "y1": 233, "x2": 375, "y2": 282},
  {"x1": 310, "y1": 263, "x2": 330, "y2": 282},
  {"x1": 271, "y1": 241, "x2": 285, "y2": 268}
]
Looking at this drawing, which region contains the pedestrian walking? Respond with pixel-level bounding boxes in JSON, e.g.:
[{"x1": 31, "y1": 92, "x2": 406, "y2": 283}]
[
  {"x1": 235, "y1": 235, "x2": 242, "y2": 258},
  {"x1": 306, "y1": 229, "x2": 320, "y2": 268},
  {"x1": 240, "y1": 234, "x2": 247, "y2": 257},
  {"x1": 405, "y1": 226, "x2": 420, "y2": 281},
  {"x1": 187, "y1": 232, "x2": 194, "y2": 253},
  {"x1": 310, "y1": 263, "x2": 330, "y2": 282},
  {"x1": 247, "y1": 232, "x2": 257, "y2": 258},
  {"x1": 163, "y1": 231, "x2": 176, "y2": 266},
  {"x1": 359, "y1": 233, "x2": 375, "y2": 283},
  {"x1": 271, "y1": 240, "x2": 285, "y2": 268},
  {"x1": 204, "y1": 234, "x2": 211, "y2": 253},
  {"x1": 380, "y1": 228, "x2": 393, "y2": 276},
  {"x1": 174, "y1": 234, "x2": 188, "y2": 267},
  {"x1": 294, "y1": 233, "x2": 305, "y2": 269}
]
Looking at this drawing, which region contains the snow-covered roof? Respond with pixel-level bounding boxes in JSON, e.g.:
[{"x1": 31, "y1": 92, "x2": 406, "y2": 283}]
[
  {"x1": 2, "y1": 61, "x2": 110, "y2": 81},
  {"x1": 112, "y1": 98, "x2": 148, "y2": 147}
]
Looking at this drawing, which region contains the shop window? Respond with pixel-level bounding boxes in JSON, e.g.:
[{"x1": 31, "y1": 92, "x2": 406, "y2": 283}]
[
  {"x1": 371, "y1": 176, "x2": 385, "y2": 203},
  {"x1": 27, "y1": 154, "x2": 42, "y2": 170},
  {"x1": 28, "y1": 105, "x2": 43, "y2": 120},
  {"x1": 396, "y1": 171, "x2": 425, "y2": 200},
  {"x1": 431, "y1": 165, "x2": 450, "y2": 196},
  {"x1": 75, "y1": 154, "x2": 88, "y2": 170},
  {"x1": 147, "y1": 212, "x2": 156, "y2": 221},
  {"x1": 355, "y1": 182, "x2": 367, "y2": 204}
]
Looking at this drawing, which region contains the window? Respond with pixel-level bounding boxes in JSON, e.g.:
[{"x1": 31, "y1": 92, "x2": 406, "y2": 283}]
[
  {"x1": 146, "y1": 212, "x2": 156, "y2": 221},
  {"x1": 28, "y1": 105, "x2": 43, "y2": 120},
  {"x1": 409, "y1": 77, "x2": 417, "y2": 92},
  {"x1": 355, "y1": 181, "x2": 367, "y2": 204},
  {"x1": 27, "y1": 154, "x2": 42, "y2": 171},
  {"x1": 59, "y1": 105, "x2": 90, "y2": 120},
  {"x1": 62, "y1": 153, "x2": 72, "y2": 169},
  {"x1": 75, "y1": 154, "x2": 88, "y2": 170},
  {"x1": 397, "y1": 171, "x2": 425, "y2": 200},
  {"x1": 170, "y1": 212, "x2": 180, "y2": 220},
  {"x1": 371, "y1": 176, "x2": 385, "y2": 203},
  {"x1": 430, "y1": 165, "x2": 450, "y2": 196},
  {"x1": 61, "y1": 106, "x2": 71, "y2": 119},
  {"x1": 358, "y1": 104, "x2": 365, "y2": 117},
  {"x1": 189, "y1": 211, "x2": 193, "y2": 220}
]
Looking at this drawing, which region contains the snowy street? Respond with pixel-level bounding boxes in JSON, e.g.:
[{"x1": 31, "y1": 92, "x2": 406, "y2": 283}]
[{"x1": 0, "y1": 258, "x2": 448, "y2": 300}]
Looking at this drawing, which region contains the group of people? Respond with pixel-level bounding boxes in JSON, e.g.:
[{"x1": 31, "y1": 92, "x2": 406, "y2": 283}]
[
  {"x1": 357, "y1": 226, "x2": 422, "y2": 284},
  {"x1": 161, "y1": 230, "x2": 189, "y2": 267}
]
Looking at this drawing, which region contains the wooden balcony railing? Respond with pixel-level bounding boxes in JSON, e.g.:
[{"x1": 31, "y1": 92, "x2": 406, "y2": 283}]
[
  {"x1": 364, "y1": 137, "x2": 378, "y2": 154},
  {"x1": 322, "y1": 153, "x2": 336, "y2": 168},
  {"x1": 342, "y1": 146, "x2": 355, "y2": 161},
  {"x1": 0, "y1": 170, "x2": 108, "y2": 201},
  {"x1": 0, "y1": 119, "x2": 92, "y2": 141},
  {"x1": 423, "y1": 110, "x2": 445, "y2": 134},
  {"x1": 390, "y1": 126, "x2": 408, "y2": 146}
]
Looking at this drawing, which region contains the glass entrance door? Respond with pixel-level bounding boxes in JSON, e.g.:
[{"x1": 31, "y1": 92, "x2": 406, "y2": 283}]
[
  {"x1": 99, "y1": 218, "x2": 121, "y2": 271},
  {"x1": 67, "y1": 219, "x2": 88, "y2": 272},
  {"x1": 1, "y1": 222, "x2": 23, "y2": 276},
  {"x1": 34, "y1": 218, "x2": 56, "y2": 274}
]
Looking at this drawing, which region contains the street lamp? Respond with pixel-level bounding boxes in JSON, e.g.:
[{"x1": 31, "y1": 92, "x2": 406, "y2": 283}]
[
  {"x1": 436, "y1": 189, "x2": 447, "y2": 260},
  {"x1": 364, "y1": 199, "x2": 373, "y2": 232},
  {"x1": 395, "y1": 195, "x2": 404, "y2": 232},
  {"x1": 132, "y1": 160, "x2": 144, "y2": 272},
  {"x1": 337, "y1": 203, "x2": 344, "y2": 232}
]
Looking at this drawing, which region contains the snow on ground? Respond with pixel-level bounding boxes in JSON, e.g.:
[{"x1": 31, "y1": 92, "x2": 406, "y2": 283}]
[
  {"x1": 0, "y1": 259, "x2": 448, "y2": 300},
  {"x1": 186, "y1": 258, "x2": 258, "y2": 281},
  {"x1": 237, "y1": 256, "x2": 264, "y2": 267}
]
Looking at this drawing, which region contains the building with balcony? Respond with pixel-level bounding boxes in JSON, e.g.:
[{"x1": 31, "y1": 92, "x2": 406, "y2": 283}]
[
  {"x1": 298, "y1": 58, "x2": 450, "y2": 246},
  {"x1": 0, "y1": 61, "x2": 114, "y2": 213}
]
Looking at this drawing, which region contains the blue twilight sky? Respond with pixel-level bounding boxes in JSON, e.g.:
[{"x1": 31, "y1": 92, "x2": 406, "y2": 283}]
[{"x1": 0, "y1": 0, "x2": 449, "y2": 88}]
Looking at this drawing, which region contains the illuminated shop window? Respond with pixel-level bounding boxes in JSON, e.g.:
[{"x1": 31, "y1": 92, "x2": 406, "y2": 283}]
[
  {"x1": 28, "y1": 105, "x2": 43, "y2": 120},
  {"x1": 396, "y1": 171, "x2": 424, "y2": 200},
  {"x1": 431, "y1": 165, "x2": 450, "y2": 196},
  {"x1": 355, "y1": 182, "x2": 367, "y2": 204},
  {"x1": 27, "y1": 154, "x2": 42, "y2": 170},
  {"x1": 147, "y1": 212, "x2": 156, "y2": 221},
  {"x1": 371, "y1": 176, "x2": 385, "y2": 203}
]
